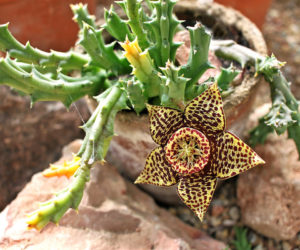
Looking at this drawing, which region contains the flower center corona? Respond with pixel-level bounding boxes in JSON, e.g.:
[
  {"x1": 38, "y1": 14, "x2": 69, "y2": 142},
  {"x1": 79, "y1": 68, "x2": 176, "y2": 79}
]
[{"x1": 165, "y1": 127, "x2": 210, "y2": 175}]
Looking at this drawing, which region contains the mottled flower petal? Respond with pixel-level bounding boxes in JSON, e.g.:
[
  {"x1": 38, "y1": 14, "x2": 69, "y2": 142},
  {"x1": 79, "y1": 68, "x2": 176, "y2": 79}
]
[
  {"x1": 211, "y1": 132, "x2": 265, "y2": 179},
  {"x1": 135, "y1": 146, "x2": 178, "y2": 186},
  {"x1": 177, "y1": 172, "x2": 217, "y2": 221},
  {"x1": 147, "y1": 104, "x2": 184, "y2": 146},
  {"x1": 184, "y1": 83, "x2": 225, "y2": 137}
]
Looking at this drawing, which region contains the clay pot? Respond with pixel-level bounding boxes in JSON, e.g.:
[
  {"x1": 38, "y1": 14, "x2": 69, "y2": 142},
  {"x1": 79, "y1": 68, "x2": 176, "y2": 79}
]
[
  {"x1": 0, "y1": 0, "x2": 96, "y2": 52},
  {"x1": 101, "y1": 1, "x2": 267, "y2": 204},
  {"x1": 214, "y1": 0, "x2": 272, "y2": 29}
]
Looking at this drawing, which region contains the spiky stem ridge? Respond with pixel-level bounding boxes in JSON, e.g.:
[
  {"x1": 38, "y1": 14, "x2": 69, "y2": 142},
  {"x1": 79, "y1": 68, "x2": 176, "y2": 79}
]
[
  {"x1": 0, "y1": 24, "x2": 88, "y2": 72},
  {"x1": 0, "y1": 57, "x2": 104, "y2": 107},
  {"x1": 26, "y1": 164, "x2": 90, "y2": 230},
  {"x1": 180, "y1": 23, "x2": 212, "y2": 100},
  {"x1": 121, "y1": 0, "x2": 150, "y2": 50}
]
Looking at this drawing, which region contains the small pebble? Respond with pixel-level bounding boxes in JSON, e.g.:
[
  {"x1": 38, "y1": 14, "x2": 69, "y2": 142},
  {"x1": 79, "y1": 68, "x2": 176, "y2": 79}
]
[
  {"x1": 216, "y1": 229, "x2": 229, "y2": 241},
  {"x1": 267, "y1": 239, "x2": 275, "y2": 249},
  {"x1": 202, "y1": 223, "x2": 209, "y2": 231},
  {"x1": 282, "y1": 241, "x2": 292, "y2": 250},
  {"x1": 211, "y1": 204, "x2": 225, "y2": 217},
  {"x1": 168, "y1": 207, "x2": 177, "y2": 216},
  {"x1": 222, "y1": 219, "x2": 235, "y2": 227},
  {"x1": 210, "y1": 217, "x2": 222, "y2": 227},
  {"x1": 253, "y1": 244, "x2": 265, "y2": 250},
  {"x1": 228, "y1": 206, "x2": 240, "y2": 221},
  {"x1": 248, "y1": 231, "x2": 260, "y2": 246}
]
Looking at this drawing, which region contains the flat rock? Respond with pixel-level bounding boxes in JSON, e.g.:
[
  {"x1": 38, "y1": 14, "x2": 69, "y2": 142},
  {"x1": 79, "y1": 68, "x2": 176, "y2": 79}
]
[
  {"x1": 237, "y1": 132, "x2": 300, "y2": 240},
  {"x1": 0, "y1": 86, "x2": 89, "y2": 210},
  {"x1": 0, "y1": 140, "x2": 226, "y2": 250}
]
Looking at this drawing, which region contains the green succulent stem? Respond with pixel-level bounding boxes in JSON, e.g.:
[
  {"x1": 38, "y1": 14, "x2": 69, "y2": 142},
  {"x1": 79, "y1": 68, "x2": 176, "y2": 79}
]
[
  {"x1": 180, "y1": 23, "x2": 212, "y2": 100},
  {"x1": 77, "y1": 84, "x2": 128, "y2": 164},
  {"x1": 0, "y1": 24, "x2": 88, "y2": 72},
  {"x1": 266, "y1": 71, "x2": 300, "y2": 158},
  {"x1": 212, "y1": 39, "x2": 300, "y2": 157},
  {"x1": 71, "y1": 3, "x2": 96, "y2": 29},
  {"x1": 216, "y1": 65, "x2": 240, "y2": 92},
  {"x1": 103, "y1": 6, "x2": 134, "y2": 42},
  {"x1": 272, "y1": 72, "x2": 298, "y2": 110},
  {"x1": 159, "y1": 61, "x2": 188, "y2": 110},
  {"x1": 0, "y1": 57, "x2": 103, "y2": 107},
  {"x1": 211, "y1": 40, "x2": 264, "y2": 67},
  {"x1": 71, "y1": 3, "x2": 131, "y2": 75},
  {"x1": 120, "y1": 0, "x2": 150, "y2": 50},
  {"x1": 27, "y1": 164, "x2": 90, "y2": 230},
  {"x1": 27, "y1": 84, "x2": 127, "y2": 230},
  {"x1": 79, "y1": 24, "x2": 130, "y2": 75},
  {"x1": 146, "y1": 0, "x2": 182, "y2": 67},
  {"x1": 125, "y1": 78, "x2": 148, "y2": 113}
]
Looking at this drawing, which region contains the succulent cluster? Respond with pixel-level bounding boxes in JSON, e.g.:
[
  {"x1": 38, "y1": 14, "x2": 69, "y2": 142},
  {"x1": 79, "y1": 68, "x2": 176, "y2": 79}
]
[{"x1": 0, "y1": 0, "x2": 299, "y2": 230}]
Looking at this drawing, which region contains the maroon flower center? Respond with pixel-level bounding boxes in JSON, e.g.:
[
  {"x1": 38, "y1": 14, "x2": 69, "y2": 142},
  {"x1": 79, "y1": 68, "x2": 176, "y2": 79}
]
[{"x1": 165, "y1": 127, "x2": 210, "y2": 175}]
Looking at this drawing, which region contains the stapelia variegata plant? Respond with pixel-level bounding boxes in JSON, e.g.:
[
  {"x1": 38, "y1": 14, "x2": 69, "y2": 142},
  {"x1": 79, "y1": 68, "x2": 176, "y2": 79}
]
[
  {"x1": 135, "y1": 83, "x2": 264, "y2": 219},
  {"x1": 0, "y1": 0, "x2": 299, "y2": 230}
]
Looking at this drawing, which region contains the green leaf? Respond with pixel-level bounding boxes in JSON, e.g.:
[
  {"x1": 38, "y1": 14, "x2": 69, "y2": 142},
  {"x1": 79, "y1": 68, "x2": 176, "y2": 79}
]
[{"x1": 232, "y1": 227, "x2": 251, "y2": 250}]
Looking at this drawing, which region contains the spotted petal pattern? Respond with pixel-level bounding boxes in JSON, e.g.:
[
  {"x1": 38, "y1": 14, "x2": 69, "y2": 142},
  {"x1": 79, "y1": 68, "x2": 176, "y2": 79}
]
[
  {"x1": 135, "y1": 146, "x2": 178, "y2": 186},
  {"x1": 211, "y1": 132, "x2": 265, "y2": 179},
  {"x1": 147, "y1": 104, "x2": 184, "y2": 146},
  {"x1": 177, "y1": 172, "x2": 217, "y2": 221},
  {"x1": 135, "y1": 82, "x2": 265, "y2": 222},
  {"x1": 184, "y1": 83, "x2": 225, "y2": 137}
]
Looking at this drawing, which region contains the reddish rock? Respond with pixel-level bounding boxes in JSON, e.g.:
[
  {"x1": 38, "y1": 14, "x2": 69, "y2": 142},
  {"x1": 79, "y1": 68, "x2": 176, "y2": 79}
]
[
  {"x1": 0, "y1": 140, "x2": 226, "y2": 250},
  {"x1": 237, "y1": 132, "x2": 300, "y2": 240},
  {"x1": 0, "y1": 86, "x2": 89, "y2": 210}
]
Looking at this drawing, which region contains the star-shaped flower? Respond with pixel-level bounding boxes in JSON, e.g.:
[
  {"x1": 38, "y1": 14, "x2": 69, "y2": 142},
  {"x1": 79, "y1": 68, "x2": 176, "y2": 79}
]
[{"x1": 135, "y1": 83, "x2": 265, "y2": 220}]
